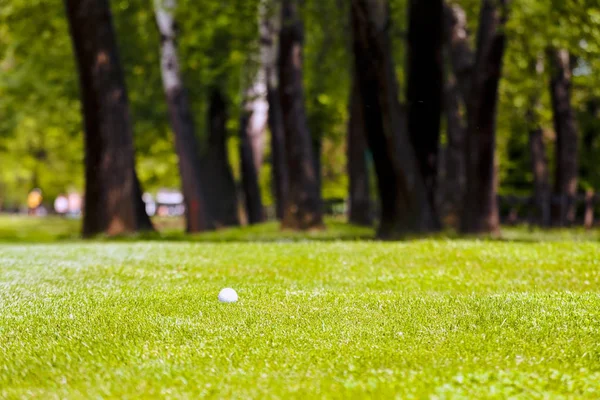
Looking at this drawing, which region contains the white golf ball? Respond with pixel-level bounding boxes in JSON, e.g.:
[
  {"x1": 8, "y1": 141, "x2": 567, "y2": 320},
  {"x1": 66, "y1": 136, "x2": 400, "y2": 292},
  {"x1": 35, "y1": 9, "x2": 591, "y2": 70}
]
[{"x1": 218, "y1": 288, "x2": 238, "y2": 303}]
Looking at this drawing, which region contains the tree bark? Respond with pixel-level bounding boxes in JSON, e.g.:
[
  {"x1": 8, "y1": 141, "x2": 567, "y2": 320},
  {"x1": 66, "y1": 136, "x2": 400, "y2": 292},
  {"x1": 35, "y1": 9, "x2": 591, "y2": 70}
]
[
  {"x1": 239, "y1": 68, "x2": 267, "y2": 224},
  {"x1": 154, "y1": 0, "x2": 211, "y2": 233},
  {"x1": 460, "y1": 0, "x2": 509, "y2": 234},
  {"x1": 439, "y1": 73, "x2": 466, "y2": 228},
  {"x1": 437, "y1": 2, "x2": 473, "y2": 228},
  {"x1": 347, "y1": 77, "x2": 372, "y2": 226},
  {"x1": 443, "y1": 3, "x2": 474, "y2": 101},
  {"x1": 407, "y1": 0, "x2": 443, "y2": 219},
  {"x1": 64, "y1": 0, "x2": 153, "y2": 237},
  {"x1": 350, "y1": 0, "x2": 437, "y2": 238},
  {"x1": 527, "y1": 55, "x2": 550, "y2": 227},
  {"x1": 548, "y1": 48, "x2": 579, "y2": 226},
  {"x1": 200, "y1": 89, "x2": 240, "y2": 228},
  {"x1": 438, "y1": 2, "x2": 472, "y2": 228},
  {"x1": 278, "y1": 0, "x2": 324, "y2": 230},
  {"x1": 262, "y1": 0, "x2": 289, "y2": 220}
]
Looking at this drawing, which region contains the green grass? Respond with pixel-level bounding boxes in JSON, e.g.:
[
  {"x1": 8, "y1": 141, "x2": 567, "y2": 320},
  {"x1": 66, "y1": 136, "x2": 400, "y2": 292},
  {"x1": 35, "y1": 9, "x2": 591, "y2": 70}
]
[
  {"x1": 1, "y1": 214, "x2": 599, "y2": 244},
  {"x1": 0, "y1": 215, "x2": 376, "y2": 243},
  {"x1": 1, "y1": 235, "x2": 600, "y2": 398}
]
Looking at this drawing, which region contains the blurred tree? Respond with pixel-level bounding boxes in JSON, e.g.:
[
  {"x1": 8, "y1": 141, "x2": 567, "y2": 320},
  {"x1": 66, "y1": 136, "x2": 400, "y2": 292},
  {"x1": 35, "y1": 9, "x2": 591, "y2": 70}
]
[
  {"x1": 548, "y1": 48, "x2": 579, "y2": 226},
  {"x1": 460, "y1": 0, "x2": 509, "y2": 234},
  {"x1": 407, "y1": 0, "x2": 443, "y2": 224},
  {"x1": 154, "y1": 0, "x2": 211, "y2": 232},
  {"x1": 279, "y1": 0, "x2": 324, "y2": 230},
  {"x1": 351, "y1": 0, "x2": 437, "y2": 237},
  {"x1": 437, "y1": 3, "x2": 471, "y2": 228},
  {"x1": 261, "y1": 0, "x2": 289, "y2": 220},
  {"x1": 201, "y1": 89, "x2": 240, "y2": 227},
  {"x1": 64, "y1": 0, "x2": 153, "y2": 236},
  {"x1": 526, "y1": 54, "x2": 551, "y2": 226},
  {"x1": 238, "y1": 0, "x2": 272, "y2": 225},
  {"x1": 347, "y1": 78, "x2": 372, "y2": 226}
]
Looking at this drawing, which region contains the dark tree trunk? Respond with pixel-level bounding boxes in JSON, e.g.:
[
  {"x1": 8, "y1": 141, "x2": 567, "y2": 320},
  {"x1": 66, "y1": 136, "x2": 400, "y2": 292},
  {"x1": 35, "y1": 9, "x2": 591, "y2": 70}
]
[
  {"x1": 347, "y1": 78, "x2": 372, "y2": 226},
  {"x1": 239, "y1": 71, "x2": 267, "y2": 225},
  {"x1": 64, "y1": 0, "x2": 153, "y2": 237},
  {"x1": 437, "y1": 2, "x2": 472, "y2": 228},
  {"x1": 262, "y1": 0, "x2": 289, "y2": 221},
  {"x1": 312, "y1": 135, "x2": 322, "y2": 195},
  {"x1": 460, "y1": 0, "x2": 509, "y2": 234},
  {"x1": 278, "y1": 0, "x2": 323, "y2": 230},
  {"x1": 200, "y1": 89, "x2": 240, "y2": 228},
  {"x1": 268, "y1": 84, "x2": 288, "y2": 220},
  {"x1": 439, "y1": 73, "x2": 466, "y2": 228},
  {"x1": 444, "y1": 3, "x2": 474, "y2": 101},
  {"x1": 407, "y1": 0, "x2": 443, "y2": 218},
  {"x1": 548, "y1": 48, "x2": 579, "y2": 226},
  {"x1": 350, "y1": 0, "x2": 437, "y2": 238},
  {"x1": 155, "y1": 0, "x2": 211, "y2": 232},
  {"x1": 527, "y1": 55, "x2": 550, "y2": 227},
  {"x1": 529, "y1": 125, "x2": 551, "y2": 227}
]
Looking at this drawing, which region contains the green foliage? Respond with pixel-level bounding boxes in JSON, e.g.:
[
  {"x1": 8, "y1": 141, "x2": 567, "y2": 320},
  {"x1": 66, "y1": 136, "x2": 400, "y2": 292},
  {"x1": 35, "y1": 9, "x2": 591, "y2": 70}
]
[{"x1": 1, "y1": 235, "x2": 600, "y2": 397}]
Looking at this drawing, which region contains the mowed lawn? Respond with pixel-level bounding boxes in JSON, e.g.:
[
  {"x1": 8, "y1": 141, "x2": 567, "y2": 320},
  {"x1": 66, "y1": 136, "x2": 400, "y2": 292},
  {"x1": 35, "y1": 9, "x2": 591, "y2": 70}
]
[{"x1": 1, "y1": 219, "x2": 600, "y2": 398}]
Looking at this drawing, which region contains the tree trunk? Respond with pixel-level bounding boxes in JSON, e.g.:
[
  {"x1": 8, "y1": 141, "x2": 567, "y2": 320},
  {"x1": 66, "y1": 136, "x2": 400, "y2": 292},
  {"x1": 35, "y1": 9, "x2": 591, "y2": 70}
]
[
  {"x1": 262, "y1": 0, "x2": 288, "y2": 221},
  {"x1": 278, "y1": 0, "x2": 323, "y2": 230},
  {"x1": 64, "y1": 0, "x2": 153, "y2": 237},
  {"x1": 439, "y1": 73, "x2": 466, "y2": 228},
  {"x1": 548, "y1": 48, "x2": 579, "y2": 226},
  {"x1": 200, "y1": 89, "x2": 240, "y2": 228},
  {"x1": 350, "y1": 0, "x2": 437, "y2": 238},
  {"x1": 460, "y1": 0, "x2": 509, "y2": 234},
  {"x1": 527, "y1": 55, "x2": 550, "y2": 227},
  {"x1": 584, "y1": 190, "x2": 594, "y2": 229},
  {"x1": 154, "y1": 0, "x2": 211, "y2": 233},
  {"x1": 239, "y1": 68, "x2": 267, "y2": 224},
  {"x1": 407, "y1": 0, "x2": 443, "y2": 219},
  {"x1": 312, "y1": 136, "x2": 322, "y2": 196},
  {"x1": 268, "y1": 84, "x2": 288, "y2": 220},
  {"x1": 528, "y1": 125, "x2": 551, "y2": 227},
  {"x1": 443, "y1": 3, "x2": 474, "y2": 101},
  {"x1": 347, "y1": 78, "x2": 372, "y2": 226},
  {"x1": 437, "y1": 2, "x2": 472, "y2": 228}
]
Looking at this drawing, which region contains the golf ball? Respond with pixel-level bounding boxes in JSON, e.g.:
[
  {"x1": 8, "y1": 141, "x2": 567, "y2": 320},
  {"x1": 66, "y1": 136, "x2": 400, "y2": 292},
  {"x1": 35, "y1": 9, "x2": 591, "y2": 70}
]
[{"x1": 218, "y1": 288, "x2": 238, "y2": 303}]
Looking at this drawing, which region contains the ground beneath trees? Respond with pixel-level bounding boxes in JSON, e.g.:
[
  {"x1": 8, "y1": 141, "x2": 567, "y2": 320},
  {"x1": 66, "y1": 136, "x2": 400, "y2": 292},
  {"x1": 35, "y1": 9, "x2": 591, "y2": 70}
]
[{"x1": 0, "y1": 218, "x2": 599, "y2": 397}]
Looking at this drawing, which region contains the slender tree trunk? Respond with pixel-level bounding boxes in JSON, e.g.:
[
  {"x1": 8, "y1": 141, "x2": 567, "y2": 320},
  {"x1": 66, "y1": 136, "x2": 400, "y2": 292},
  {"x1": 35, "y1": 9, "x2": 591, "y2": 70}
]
[
  {"x1": 407, "y1": 0, "x2": 443, "y2": 219},
  {"x1": 529, "y1": 125, "x2": 550, "y2": 227},
  {"x1": 444, "y1": 3, "x2": 474, "y2": 101},
  {"x1": 440, "y1": 73, "x2": 466, "y2": 228},
  {"x1": 262, "y1": 0, "x2": 288, "y2": 220},
  {"x1": 154, "y1": 0, "x2": 211, "y2": 232},
  {"x1": 312, "y1": 136, "x2": 322, "y2": 197},
  {"x1": 200, "y1": 89, "x2": 240, "y2": 228},
  {"x1": 268, "y1": 84, "x2": 288, "y2": 220},
  {"x1": 64, "y1": 0, "x2": 153, "y2": 237},
  {"x1": 527, "y1": 55, "x2": 550, "y2": 227},
  {"x1": 239, "y1": 68, "x2": 267, "y2": 224},
  {"x1": 584, "y1": 190, "x2": 594, "y2": 229},
  {"x1": 460, "y1": 0, "x2": 509, "y2": 234},
  {"x1": 548, "y1": 48, "x2": 579, "y2": 226},
  {"x1": 347, "y1": 78, "x2": 372, "y2": 226},
  {"x1": 278, "y1": 0, "x2": 323, "y2": 230},
  {"x1": 350, "y1": 0, "x2": 437, "y2": 238},
  {"x1": 438, "y1": 2, "x2": 472, "y2": 228}
]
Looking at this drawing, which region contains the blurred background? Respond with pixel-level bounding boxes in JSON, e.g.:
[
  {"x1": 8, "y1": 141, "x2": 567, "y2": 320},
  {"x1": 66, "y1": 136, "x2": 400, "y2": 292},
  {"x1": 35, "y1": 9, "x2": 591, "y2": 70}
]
[{"x1": 0, "y1": 0, "x2": 599, "y2": 237}]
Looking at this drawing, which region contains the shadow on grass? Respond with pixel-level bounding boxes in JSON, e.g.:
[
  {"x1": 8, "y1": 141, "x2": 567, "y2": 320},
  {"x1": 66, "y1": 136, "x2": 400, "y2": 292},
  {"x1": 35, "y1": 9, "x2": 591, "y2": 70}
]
[{"x1": 1, "y1": 215, "x2": 598, "y2": 244}]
